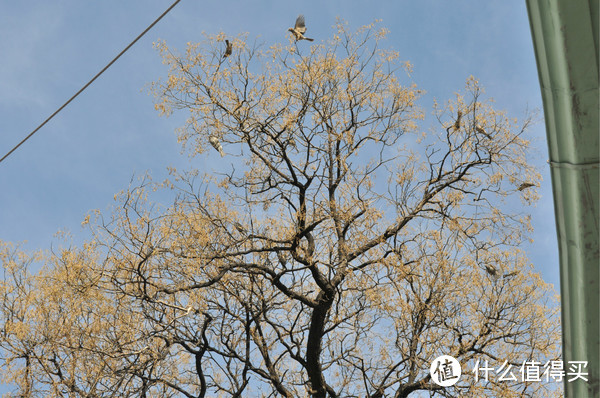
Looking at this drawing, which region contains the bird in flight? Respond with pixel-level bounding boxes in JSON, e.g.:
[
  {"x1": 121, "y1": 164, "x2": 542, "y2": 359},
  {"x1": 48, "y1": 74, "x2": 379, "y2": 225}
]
[
  {"x1": 289, "y1": 15, "x2": 314, "y2": 42},
  {"x1": 223, "y1": 39, "x2": 232, "y2": 58},
  {"x1": 209, "y1": 135, "x2": 225, "y2": 157}
]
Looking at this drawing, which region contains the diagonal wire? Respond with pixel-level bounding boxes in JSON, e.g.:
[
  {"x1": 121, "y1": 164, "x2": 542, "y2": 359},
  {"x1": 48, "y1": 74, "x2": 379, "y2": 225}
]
[{"x1": 0, "y1": 0, "x2": 182, "y2": 165}]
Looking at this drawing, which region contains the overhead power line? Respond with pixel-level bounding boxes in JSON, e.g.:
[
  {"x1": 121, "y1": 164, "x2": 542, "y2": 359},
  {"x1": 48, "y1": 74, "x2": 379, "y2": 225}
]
[{"x1": 0, "y1": 0, "x2": 182, "y2": 165}]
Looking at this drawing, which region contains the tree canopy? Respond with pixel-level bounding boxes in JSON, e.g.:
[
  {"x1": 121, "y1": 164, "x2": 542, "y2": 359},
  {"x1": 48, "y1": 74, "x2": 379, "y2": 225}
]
[{"x1": 0, "y1": 21, "x2": 560, "y2": 397}]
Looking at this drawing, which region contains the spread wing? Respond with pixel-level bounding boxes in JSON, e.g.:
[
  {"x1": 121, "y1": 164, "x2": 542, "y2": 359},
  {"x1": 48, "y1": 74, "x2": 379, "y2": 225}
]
[{"x1": 294, "y1": 15, "x2": 307, "y2": 33}]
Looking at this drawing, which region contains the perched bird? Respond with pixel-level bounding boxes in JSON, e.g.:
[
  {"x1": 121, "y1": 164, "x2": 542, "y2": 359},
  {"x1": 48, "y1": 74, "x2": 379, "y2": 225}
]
[
  {"x1": 277, "y1": 251, "x2": 288, "y2": 268},
  {"x1": 476, "y1": 125, "x2": 491, "y2": 138},
  {"x1": 223, "y1": 39, "x2": 232, "y2": 58},
  {"x1": 453, "y1": 110, "x2": 462, "y2": 131},
  {"x1": 288, "y1": 136, "x2": 297, "y2": 149},
  {"x1": 518, "y1": 182, "x2": 536, "y2": 191},
  {"x1": 484, "y1": 264, "x2": 498, "y2": 277},
  {"x1": 503, "y1": 271, "x2": 519, "y2": 279},
  {"x1": 233, "y1": 222, "x2": 245, "y2": 234},
  {"x1": 208, "y1": 135, "x2": 225, "y2": 157},
  {"x1": 288, "y1": 15, "x2": 314, "y2": 42}
]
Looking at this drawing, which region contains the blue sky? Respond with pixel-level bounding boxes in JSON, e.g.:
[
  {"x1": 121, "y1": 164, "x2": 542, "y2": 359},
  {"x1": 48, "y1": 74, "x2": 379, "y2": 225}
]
[{"x1": 0, "y1": 2, "x2": 558, "y2": 291}]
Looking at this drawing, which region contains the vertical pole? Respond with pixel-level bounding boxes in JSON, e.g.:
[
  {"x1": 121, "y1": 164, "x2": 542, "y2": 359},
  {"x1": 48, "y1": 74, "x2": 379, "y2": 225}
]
[{"x1": 526, "y1": 1, "x2": 599, "y2": 396}]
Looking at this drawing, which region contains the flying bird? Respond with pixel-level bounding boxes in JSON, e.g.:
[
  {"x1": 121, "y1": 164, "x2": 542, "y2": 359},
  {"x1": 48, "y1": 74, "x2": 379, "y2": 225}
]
[
  {"x1": 223, "y1": 39, "x2": 232, "y2": 58},
  {"x1": 208, "y1": 135, "x2": 225, "y2": 157},
  {"x1": 288, "y1": 15, "x2": 314, "y2": 42}
]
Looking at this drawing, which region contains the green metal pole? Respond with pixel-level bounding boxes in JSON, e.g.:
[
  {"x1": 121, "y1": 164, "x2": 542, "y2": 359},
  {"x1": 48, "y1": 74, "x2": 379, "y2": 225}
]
[{"x1": 526, "y1": 0, "x2": 599, "y2": 396}]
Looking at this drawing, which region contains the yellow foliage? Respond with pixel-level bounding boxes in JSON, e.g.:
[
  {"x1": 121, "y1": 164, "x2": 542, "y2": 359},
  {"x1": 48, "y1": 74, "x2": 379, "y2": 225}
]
[{"x1": 0, "y1": 20, "x2": 559, "y2": 398}]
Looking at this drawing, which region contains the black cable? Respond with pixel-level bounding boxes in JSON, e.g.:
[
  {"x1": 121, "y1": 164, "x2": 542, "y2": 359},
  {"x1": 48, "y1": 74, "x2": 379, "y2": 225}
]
[{"x1": 0, "y1": 0, "x2": 182, "y2": 165}]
